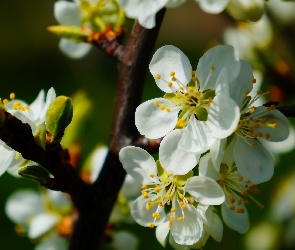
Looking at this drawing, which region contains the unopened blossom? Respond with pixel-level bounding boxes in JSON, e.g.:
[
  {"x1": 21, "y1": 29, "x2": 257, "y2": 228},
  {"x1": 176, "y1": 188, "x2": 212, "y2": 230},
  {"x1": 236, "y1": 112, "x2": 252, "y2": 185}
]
[
  {"x1": 0, "y1": 88, "x2": 56, "y2": 176},
  {"x1": 136, "y1": 44, "x2": 240, "y2": 154},
  {"x1": 200, "y1": 153, "x2": 264, "y2": 233},
  {"x1": 119, "y1": 130, "x2": 224, "y2": 245}
]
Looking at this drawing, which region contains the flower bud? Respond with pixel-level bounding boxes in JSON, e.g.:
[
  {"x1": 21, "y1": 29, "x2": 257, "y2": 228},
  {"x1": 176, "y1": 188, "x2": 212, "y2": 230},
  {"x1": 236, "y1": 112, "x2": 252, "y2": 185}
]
[
  {"x1": 47, "y1": 26, "x2": 90, "y2": 42},
  {"x1": 46, "y1": 96, "x2": 73, "y2": 143},
  {"x1": 18, "y1": 165, "x2": 50, "y2": 184}
]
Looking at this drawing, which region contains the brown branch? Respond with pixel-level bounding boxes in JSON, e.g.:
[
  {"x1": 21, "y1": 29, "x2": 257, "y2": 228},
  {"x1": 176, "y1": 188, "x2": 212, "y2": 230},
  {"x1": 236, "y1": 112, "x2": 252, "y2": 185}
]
[
  {"x1": 69, "y1": 9, "x2": 166, "y2": 250},
  {"x1": 277, "y1": 105, "x2": 295, "y2": 118}
]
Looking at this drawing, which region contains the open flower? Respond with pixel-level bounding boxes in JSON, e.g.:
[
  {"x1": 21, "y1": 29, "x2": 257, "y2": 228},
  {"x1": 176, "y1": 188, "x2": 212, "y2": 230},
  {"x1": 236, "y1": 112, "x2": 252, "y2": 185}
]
[
  {"x1": 0, "y1": 88, "x2": 56, "y2": 176},
  {"x1": 211, "y1": 60, "x2": 290, "y2": 182},
  {"x1": 119, "y1": 130, "x2": 224, "y2": 245},
  {"x1": 135, "y1": 45, "x2": 240, "y2": 154},
  {"x1": 200, "y1": 152, "x2": 266, "y2": 233}
]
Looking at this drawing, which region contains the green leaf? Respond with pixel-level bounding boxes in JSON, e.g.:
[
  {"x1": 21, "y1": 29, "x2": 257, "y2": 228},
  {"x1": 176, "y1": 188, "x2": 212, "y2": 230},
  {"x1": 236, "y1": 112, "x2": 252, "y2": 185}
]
[
  {"x1": 163, "y1": 93, "x2": 179, "y2": 105},
  {"x1": 47, "y1": 25, "x2": 90, "y2": 42},
  {"x1": 194, "y1": 106, "x2": 208, "y2": 121},
  {"x1": 18, "y1": 165, "x2": 50, "y2": 184}
]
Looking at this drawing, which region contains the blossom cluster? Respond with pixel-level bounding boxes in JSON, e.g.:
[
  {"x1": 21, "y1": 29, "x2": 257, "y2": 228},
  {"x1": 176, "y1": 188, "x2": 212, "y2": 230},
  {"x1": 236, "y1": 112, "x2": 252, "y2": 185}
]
[{"x1": 119, "y1": 44, "x2": 290, "y2": 248}]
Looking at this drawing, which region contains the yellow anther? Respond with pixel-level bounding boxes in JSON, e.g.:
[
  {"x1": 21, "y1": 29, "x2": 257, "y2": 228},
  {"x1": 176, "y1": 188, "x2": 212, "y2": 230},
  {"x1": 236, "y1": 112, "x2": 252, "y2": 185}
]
[
  {"x1": 210, "y1": 66, "x2": 215, "y2": 71},
  {"x1": 251, "y1": 142, "x2": 257, "y2": 147},
  {"x1": 238, "y1": 176, "x2": 243, "y2": 181},
  {"x1": 257, "y1": 90, "x2": 263, "y2": 95},
  {"x1": 181, "y1": 204, "x2": 187, "y2": 210},
  {"x1": 228, "y1": 194, "x2": 235, "y2": 203},
  {"x1": 179, "y1": 201, "x2": 184, "y2": 206},
  {"x1": 169, "y1": 223, "x2": 173, "y2": 228},
  {"x1": 247, "y1": 132, "x2": 253, "y2": 136},
  {"x1": 3, "y1": 99, "x2": 8, "y2": 104},
  {"x1": 252, "y1": 78, "x2": 256, "y2": 84},
  {"x1": 142, "y1": 192, "x2": 149, "y2": 198},
  {"x1": 246, "y1": 180, "x2": 251, "y2": 184},
  {"x1": 152, "y1": 212, "x2": 158, "y2": 218},
  {"x1": 247, "y1": 96, "x2": 252, "y2": 100},
  {"x1": 179, "y1": 86, "x2": 184, "y2": 91},
  {"x1": 159, "y1": 104, "x2": 165, "y2": 110},
  {"x1": 265, "y1": 133, "x2": 270, "y2": 139},
  {"x1": 176, "y1": 93, "x2": 182, "y2": 99},
  {"x1": 170, "y1": 71, "x2": 175, "y2": 76},
  {"x1": 155, "y1": 187, "x2": 161, "y2": 192},
  {"x1": 167, "y1": 82, "x2": 173, "y2": 87},
  {"x1": 149, "y1": 173, "x2": 155, "y2": 178},
  {"x1": 149, "y1": 223, "x2": 155, "y2": 228},
  {"x1": 250, "y1": 106, "x2": 256, "y2": 114},
  {"x1": 172, "y1": 77, "x2": 176, "y2": 81},
  {"x1": 166, "y1": 107, "x2": 171, "y2": 112},
  {"x1": 267, "y1": 123, "x2": 276, "y2": 128},
  {"x1": 190, "y1": 70, "x2": 195, "y2": 74},
  {"x1": 171, "y1": 208, "x2": 176, "y2": 212},
  {"x1": 206, "y1": 103, "x2": 210, "y2": 108},
  {"x1": 192, "y1": 76, "x2": 198, "y2": 82},
  {"x1": 155, "y1": 74, "x2": 161, "y2": 79},
  {"x1": 146, "y1": 205, "x2": 150, "y2": 211},
  {"x1": 156, "y1": 215, "x2": 161, "y2": 220},
  {"x1": 167, "y1": 172, "x2": 172, "y2": 177},
  {"x1": 170, "y1": 216, "x2": 175, "y2": 221},
  {"x1": 244, "y1": 90, "x2": 250, "y2": 95},
  {"x1": 141, "y1": 185, "x2": 148, "y2": 190},
  {"x1": 197, "y1": 98, "x2": 203, "y2": 104},
  {"x1": 10, "y1": 93, "x2": 15, "y2": 99},
  {"x1": 260, "y1": 118, "x2": 267, "y2": 124},
  {"x1": 154, "y1": 101, "x2": 159, "y2": 106},
  {"x1": 230, "y1": 205, "x2": 235, "y2": 210},
  {"x1": 177, "y1": 217, "x2": 183, "y2": 222},
  {"x1": 179, "y1": 194, "x2": 184, "y2": 200}
]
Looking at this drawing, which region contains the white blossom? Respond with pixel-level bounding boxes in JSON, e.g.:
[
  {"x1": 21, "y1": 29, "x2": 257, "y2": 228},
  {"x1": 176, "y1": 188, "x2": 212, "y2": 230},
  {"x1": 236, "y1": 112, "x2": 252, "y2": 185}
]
[
  {"x1": 119, "y1": 130, "x2": 224, "y2": 245},
  {"x1": 136, "y1": 45, "x2": 240, "y2": 155}
]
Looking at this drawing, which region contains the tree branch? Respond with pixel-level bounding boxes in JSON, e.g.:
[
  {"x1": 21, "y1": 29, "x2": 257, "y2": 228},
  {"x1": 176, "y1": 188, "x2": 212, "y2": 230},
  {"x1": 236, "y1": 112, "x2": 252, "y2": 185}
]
[
  {"x1": 69, "y1": 9, "x2": 166, "y2": 249},
  {"x1": 277, "y1": 105, "x2": 295, "y2": 118}
]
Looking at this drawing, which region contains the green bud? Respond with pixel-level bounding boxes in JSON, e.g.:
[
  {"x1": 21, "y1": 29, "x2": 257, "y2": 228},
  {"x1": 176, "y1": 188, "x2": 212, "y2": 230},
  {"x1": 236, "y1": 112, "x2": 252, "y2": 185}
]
[
  {"x1": 47, "y1": 25, "x2": 90, "y2": 42},
  {"x1": 18, "y1": 165, "x2": 50, "y2": 184},
  {"x1": 46, "y1": 96, "x2": 73, "y2": 143}
]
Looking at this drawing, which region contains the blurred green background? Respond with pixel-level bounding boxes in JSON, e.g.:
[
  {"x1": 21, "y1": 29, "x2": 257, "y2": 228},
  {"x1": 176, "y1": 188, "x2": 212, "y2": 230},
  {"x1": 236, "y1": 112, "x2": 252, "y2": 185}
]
[{"x1": 1, "y1": 0, "x2": 295, "y2": 249}]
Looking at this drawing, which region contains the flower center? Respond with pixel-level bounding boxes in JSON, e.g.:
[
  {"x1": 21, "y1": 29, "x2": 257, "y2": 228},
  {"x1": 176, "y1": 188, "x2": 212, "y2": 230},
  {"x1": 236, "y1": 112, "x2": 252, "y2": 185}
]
[
  {"x1": 217, "y1": 164, "x2": 264, "y2": 214},
  {"x1": 0, "y1": 92, "x2": 29, "y2": 111}
]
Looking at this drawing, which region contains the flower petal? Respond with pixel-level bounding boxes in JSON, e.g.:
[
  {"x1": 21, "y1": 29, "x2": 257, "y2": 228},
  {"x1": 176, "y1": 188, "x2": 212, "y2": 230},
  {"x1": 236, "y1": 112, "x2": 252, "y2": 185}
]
[
  {"x1": 135, "y1": 98, "x2": 179, "y2": 139},
  {"x1": 209, "y1": 138, "x2": 226, "y2": 172},
  {"x1": 166, "y1": 0, "x2": 186, "y2": 8},
  {"x1": 131, "y1": 195, "x2": 165, "y2": 227},
  {"x1": 54, "y1": 1, "x2": 80, "y2": 26},
  {"x1": 221, "y1": 202, "x2": 249, "y2": 234},
  {"x1": 111, "y1": 231, "x2": 139, "y2": 250},
  {"x1": 149, "y1": 45, "x2": 192, "y2": 93},
  {"x1": 59, "y1": 39, "x2": 92, "y2": 59},
  {"x1": 159, "y1": 130, "x2": 199, "y2": 175},
  {"x1": 28, "y1": 213, "x2": 58, "y2": 239},
  {"x1": 197, "y1": 45, "x2": 240, "y2": 91},
  {"x1": 178, "y1": 117, "x2": 216, "y2": 154},
  {"x1": 222, "y1": 135, "x2": 236, "y2": 167},
  {"x1": 119, "y1": 146, "x2": 159, "y2": 184},
  {"x1": 199, "y1": 153, "x2": 220, "y2": 181},
  {"x1": 156, "y1": 217, "x2": 170, "y2": 247},
  {"x1": 9, "y1": 110, "x2": 37, "y2": 134},
  {"x1": 138, "y1": 14, "x2": 156, "y2": 29},
  {"x1": 234, "y1": 136, "x2": 273, "y2": 184},
  {"x1": 185, "y1": 176, "x2": 225, "y2": 205},
  {"x1": 39, "y1": 87, "x2": 57, "y2": 124},
  {"x1": 205, "y1": 207, "x2": 223, "y2": 242},
  {"x1": 46, "y1": 190, "x2": 71, "y2": 210},
  {"x1": 5, "y1": 190, "x2": 43, "y2": 225},
  {"x1": 121, "y1": 174, "x2": 142, "y2": 199},
  {"x1": 35, "y1": 232, "x2": 68, "y2": 250},
  {"x1": 29, "y1": 90, "x2": 45, "y2": 122},
  {"x1": 198, "y1": 0, "x2": 229, "y2": 14},
  {"x1": 0, "y1": 145, "x2": 15, "y2": 176},
  {"x1": 206, "y1": 94, "x2": 240, "y2": 139},
  {"x1": 171, "y1": 203, "x2": 203, "y2": 245},
  {"x1": 90, "y1": 146, "x2": 108, "y2": 183}
]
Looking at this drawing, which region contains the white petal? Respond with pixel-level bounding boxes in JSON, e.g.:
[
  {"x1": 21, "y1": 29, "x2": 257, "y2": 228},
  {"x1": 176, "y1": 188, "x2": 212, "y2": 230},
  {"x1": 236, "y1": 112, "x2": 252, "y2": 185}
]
[
  {"x1": 121, "y1": 174, "x2": 142, "y2": 199},
  {"x1": 199, "y1": 153, "x2": 220, "y2": 181},
  {"x1": 131, "y1": 195, "x2": 165, "y2": 227},
  {"x1": 59, "y1": 39, "x2": 92, "y2": 59},
  {"x1": 35, "y1": 232, "x2": 68, "y2": 250},
  {"x1": 111, "y1": 231, "x2": 139, "y2": 250},
  {"x1": 206, "y1": 94, "x2": 240, "y2": 138},
  {"x1": 149, "y1": 45, "x2": 192, "y2": 93},
  {"x1": 119, "y1": 146, "x2": 159, "y2": 184},
  {"x1": 90, "y1": 146, "x2": 108, "y2": 183},
  {"x1": 252, "y1": 107, "x2": 290, "y2": 142},
  {"x1": 28, "y1": 213, "x2": 58, "y2": 239},
  {"x1": 198, "y1": 0, "x2": 229, "y2": 14},
  {"x1": 206, "y1": 211, "x2": 223, "y2": 242},
  {"x1": 166, "y1": 0, "x2": 186, "y2": 8},
  {"x1": 135, "y1": 98, "x2": 179, "y2": 139},
  {"x1": 5, "y1": 190, "x2": 43, "y2": 225},
  {"x1": 9, "y1": 111, "x2": 37, "y2": 134},
  {"x1": 178, "y1": 117, "x2": 216, "y2": 154},
  {"x1": 29, "y1": 90, "x2": 45, "y2": 122},
  {"x1": 138, "y1": 14, "x2": 156, "y2": 29},
  {"x1": 209, "y1": 138, "x2": 226, "y2": 172},
  {"x1": 119, "y1": 0, "x2": 168, "y2": 19},
  {"x1": 171, "y1": 203, "x2": 203, "y2": 245},
  {"x1": 156, "y1": 217, "x2": 170, "y2": 247},
  {"x1": 221, "y1": 202, "x2": 249, "y2": 234},
  {"x1": 214, "y1": 68, "x2": 229, "y2": 96},
  {"x1": 39, "y1": 87, "x2": 57, "y2": 124},
  {"x1": 229, "y1": 60, "x2": 254, "y2": 106},
  {"x1": 197, "y1": 45, "x2": 240, "y2": 91},
  {"x1": 169, "y1": 235, "x2": 189, "y2": 250},
  {"x1": 159, "y1": 130, "x2": 199, "y2": 175},
  {"x1": 234, "y1": 136, "x2": 273, "y2": 184},
  {"x1": 222, "y1": 135, "x2": 236, "y2": 167},
  {"x1": 46, "y1": 190, "x2": 71, "y2": 210},
  {"x1": 185, "y1": 176, "x2": 225, "y2": 205},
  {"x1": 0, "y1": 145, "x2": 15, "y2": 176},
  {"x1": 54, "y1": 1, "x2": 80, "y2": 26}
]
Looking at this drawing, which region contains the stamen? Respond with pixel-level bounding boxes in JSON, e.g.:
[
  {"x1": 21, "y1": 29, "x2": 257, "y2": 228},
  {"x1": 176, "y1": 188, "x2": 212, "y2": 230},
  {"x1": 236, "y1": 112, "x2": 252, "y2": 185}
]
[{"x1": 155, "y1": 74, "x2": 161, "y2": 79}]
